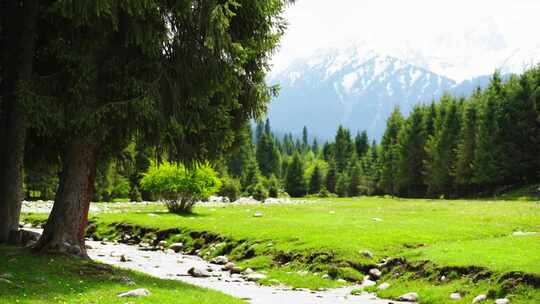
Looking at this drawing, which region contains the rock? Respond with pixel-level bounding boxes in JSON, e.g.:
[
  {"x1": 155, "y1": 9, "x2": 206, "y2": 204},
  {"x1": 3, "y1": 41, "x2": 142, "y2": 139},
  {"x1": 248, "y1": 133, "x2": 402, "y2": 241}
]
[
  {"x1": 23, "y1": 223, "x2": 32, "y2": 228},
  {"x1": 222, "y1": 262, "x2": 235, "y2": 271},
  {"x1": 362, "y1": 277, "x2": 376, "y2": 287},
  {"x1": 253, "y1": 212, "x2": 264, "y2": 217},
  {"x1": 168, "y1": 243, "x2": 184, "y2": 252},
  {"x1": 495, "y1": 299, "x2": 510, "y2": 304},
  {"x1": 158, "y1": 240, "x2": 167, "y2": 247},
  {"x1": 399, "y1": 292, "x2": 418, "y2": 302},
  {"x1": 360, "y1": 250, "x2": 374, "y2": 259},
  {"x1": 230, "y1": 267, "x2": 243, "y2": 274},
  {"x1": 211, "y1": 256, "x2": 229, "y2": 265},
  {"x1": 337, "y1": 279, "x2": 347, "y2": 283},
  {"x1": 472, "y1": 294, "x2": 487, "y2": 303},
  {"x1": 120, "y1": 255, "x2": 128, "y2": 262},
  {"x1": 369, "y1": 268, "x2": 382, "y2": 280},
  {"x1": 117, "y1": 288, "x2": 150, "y2": 298},
  {"x1": 188, "y1": 267, "x2": 211, "y2": 278},
  {"x1": 372, "y1": 217, "x2": 383, "y2": 222},
  {"x1": 440, "y1": 275, "x2": 448, "y2": 282},
  {"x1": 377, "y1": 282, "x2": 390, "y2": 290},
  {"x1": 450, "y1": 292, "x2": 461, "y2": 300},
  {"x1": 245, "y1": 273, "x2": 267, "y2": 282},
  {"x1": 243, "y1": 268, "x2": 255, "y2": 275},
  {"x1": 321, "y1": 274, "x2": 330, "y2": 279}
]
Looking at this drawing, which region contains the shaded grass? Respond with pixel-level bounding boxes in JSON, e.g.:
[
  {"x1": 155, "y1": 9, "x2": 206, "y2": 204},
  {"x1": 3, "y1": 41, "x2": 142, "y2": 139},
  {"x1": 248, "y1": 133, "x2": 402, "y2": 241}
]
[{"x1": 0, "y1": 246, "x2": 242, "y2": 304}]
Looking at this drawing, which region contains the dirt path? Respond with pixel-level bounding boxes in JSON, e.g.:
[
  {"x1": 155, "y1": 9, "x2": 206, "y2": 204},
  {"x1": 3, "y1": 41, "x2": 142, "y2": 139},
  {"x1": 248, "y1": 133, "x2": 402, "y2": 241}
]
[{"x1": 87, "y1": 241, "x2": 409, "y2": 304}]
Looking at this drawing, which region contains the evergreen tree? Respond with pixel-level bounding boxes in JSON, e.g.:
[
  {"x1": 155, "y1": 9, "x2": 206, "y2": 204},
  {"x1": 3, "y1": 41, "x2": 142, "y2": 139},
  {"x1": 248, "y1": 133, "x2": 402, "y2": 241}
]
[
  {"x1": 454, "y1": 100, "x2": 478, "y2": 194},
  {"x1": 309, "y1": 165, "x2": 323, "y2": 194},
  {"x1": 473, "y1": 73, "x2": 505, "y2": 188},
  {"x1": 302, "y1": 126, "x2": 309, "y2": 150},
  {"x1": 285, "y1": 153, "x2": 306, "y2": 197},
  {"x1": 425, "y1": 98, "x2": 461, "y2": 196},
  {"x1": 312, "y1": 138, "x2": 319, "y2": 153},
  {"x1": 334, "y1": 126, "x2": 353, "y2": 172},
  {"x1": 335, "y1": 173, "x2": 349, "y2": 197},
  {"x1": 325, "y1": 159, "x2": 338, "y2": 193},
  {"x1": 380, "y1": 108, "x2": 403, "y2": 195},
  {"x1": 348, "y1": 162, "x2": 361, "y2": 197},
  {"x1": 396, "y1": 106, "x2": 427, "y2": 197},
  {"x1": 256, "y1": 132, "x2": 281, "y2": 177},
  {"x1": 241, "y1": 158, "x2": 262, "y2": 191},
  {"x1": 355, "y1": 131, "x2": 370, "y2": 157}
]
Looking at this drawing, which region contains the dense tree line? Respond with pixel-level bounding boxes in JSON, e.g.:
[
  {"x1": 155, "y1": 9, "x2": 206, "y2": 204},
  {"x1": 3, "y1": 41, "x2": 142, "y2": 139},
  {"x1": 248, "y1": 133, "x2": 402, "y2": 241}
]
[{"x1": 219, "y1": 69, "x2": 540, "y2": 200}]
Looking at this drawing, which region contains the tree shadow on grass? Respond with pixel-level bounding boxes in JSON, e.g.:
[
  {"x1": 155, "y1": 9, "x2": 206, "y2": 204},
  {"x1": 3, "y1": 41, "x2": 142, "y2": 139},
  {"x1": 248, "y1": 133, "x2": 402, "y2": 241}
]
[{"x1": 0, "y1": 246, "x2": 240, "y2": 304}]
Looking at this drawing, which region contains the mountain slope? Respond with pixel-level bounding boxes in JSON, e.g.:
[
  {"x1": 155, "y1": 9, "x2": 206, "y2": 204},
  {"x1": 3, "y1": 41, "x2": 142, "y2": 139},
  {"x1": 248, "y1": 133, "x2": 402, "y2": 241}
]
[{"x1": 267, "y1": 47, "x2": 495, "y2": 140}]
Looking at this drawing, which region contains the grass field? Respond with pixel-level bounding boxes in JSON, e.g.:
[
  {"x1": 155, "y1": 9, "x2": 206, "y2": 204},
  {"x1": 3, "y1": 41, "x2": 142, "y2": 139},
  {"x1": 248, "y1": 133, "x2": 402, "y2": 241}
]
[
  {"x1": 23, "y1": 196, "x2": 540, "y2": 303},
  {"x1": 0, "y1": 246, "x2": 242, "y2": 304}
]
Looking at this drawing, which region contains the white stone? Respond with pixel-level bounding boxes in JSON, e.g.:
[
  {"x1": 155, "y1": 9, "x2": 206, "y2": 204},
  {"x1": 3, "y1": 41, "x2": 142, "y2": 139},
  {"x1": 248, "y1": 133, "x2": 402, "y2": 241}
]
[
  {"x1": 211, "y1": 256, "x2": 229, "y2": 265},
  {"x1": 450, "y1": 292, "x2": 461, "y2": 300},
  {"x1": 243, "y1": 268, "x2": 255, "y2": 275},
  {"x1": 168, "y1": 243, "x2": 184, "y2": 252},
  {"x1": 377, "y1": 282, "x2": 390, "y2": 290},
  {"x1": 245, "y1": 273, "x2": 267, "y2": 282},
  {"x1": 495, "y1": 299, "x2": 510, "y2": 304},
  {"x1": 472, "y1": 294, "x2": 487, "y2": 303},
  {"x1": 369, "y1": 268, "x2": 382, "y2": 279},
  {"x1": 399, "y1": 292, "x2": 418, "y2": 302},
  {"x1": 253, "y1": 212, "x2": 264, "y2": 217},
  {"x1": 117, "y1": 288, "x2": 150, "y2": 298},
  {"x1": 372, "y1": 217, "x2": 383, "y2": 222},
  {"x1": 362, "y1": 277, "x2": 376, "y2": 287}
]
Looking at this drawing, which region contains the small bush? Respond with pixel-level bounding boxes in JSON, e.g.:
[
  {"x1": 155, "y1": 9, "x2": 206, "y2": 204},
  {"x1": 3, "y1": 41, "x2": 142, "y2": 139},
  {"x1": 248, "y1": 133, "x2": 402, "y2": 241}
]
[
  {"x1": 247, "y1": 183, "x2": 268, "y2": 201},
  {"x1": 317, "y1": 187, "x2": 336, "y2": 198},
  {"x1": 140, "y1": 161, "x2": 221, "y2": 214},
  {"x1": 218, "y1": 178, "x2": 241, "y2": 202}
]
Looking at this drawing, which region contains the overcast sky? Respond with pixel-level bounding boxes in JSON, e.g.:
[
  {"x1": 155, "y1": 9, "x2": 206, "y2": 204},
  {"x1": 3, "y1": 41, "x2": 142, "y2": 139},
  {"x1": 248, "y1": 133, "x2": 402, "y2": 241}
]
[{"x1": 271, "y1": 0, "x2": 540, "y2": 72}]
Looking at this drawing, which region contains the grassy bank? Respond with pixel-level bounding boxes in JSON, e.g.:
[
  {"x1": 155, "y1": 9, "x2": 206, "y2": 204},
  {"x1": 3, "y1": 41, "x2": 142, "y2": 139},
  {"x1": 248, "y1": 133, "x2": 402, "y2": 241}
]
[
  {"x1": 24, "y1": 197, "x2": 540, "y2": 303},
  {"x1": 0, "y1": 246, "x2": 242, "y2": 304}
]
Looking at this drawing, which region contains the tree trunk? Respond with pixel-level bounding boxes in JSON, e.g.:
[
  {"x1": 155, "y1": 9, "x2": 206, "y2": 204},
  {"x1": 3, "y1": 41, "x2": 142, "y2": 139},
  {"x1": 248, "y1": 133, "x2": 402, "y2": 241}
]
[
  {"x1": 0, "y1": 0, "x2": 39, "y2": 244},
  {"x1": 32, "y1": 141, "x2": 98, "y2": 257}
]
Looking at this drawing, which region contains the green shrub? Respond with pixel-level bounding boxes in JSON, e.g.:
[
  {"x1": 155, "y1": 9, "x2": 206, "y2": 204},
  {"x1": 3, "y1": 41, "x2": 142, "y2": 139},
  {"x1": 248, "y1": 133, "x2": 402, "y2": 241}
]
[
  {"x1": 218, "y1": 177, "x2": 241, "y2": 202},
  {"x1": 317, "y1": 187, "x2": 336, "y2": 198},
  {"x1": 247, "y1": 183, "x2": 268, "y2": 201},
  {"x1": 140, "y1": 161, "x2": 221, "y2": 214}
]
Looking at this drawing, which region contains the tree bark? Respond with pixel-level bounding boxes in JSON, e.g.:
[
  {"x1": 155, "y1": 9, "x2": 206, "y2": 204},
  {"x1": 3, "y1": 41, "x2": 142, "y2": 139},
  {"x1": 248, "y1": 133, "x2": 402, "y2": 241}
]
[
  {"x1": 32, "y1": 141, "x2": 98, "y2": 257},
  {"x1": 0, "y1": 0, "x2": 39, "y2": 244}
]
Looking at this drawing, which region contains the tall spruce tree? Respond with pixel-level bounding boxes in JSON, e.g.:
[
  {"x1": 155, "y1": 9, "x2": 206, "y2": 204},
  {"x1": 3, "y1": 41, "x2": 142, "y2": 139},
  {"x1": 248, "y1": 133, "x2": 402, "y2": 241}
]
[
  {"x1": 473, "y1": 73, "x2": 505, "y2": 189},
  {"x1": 396, "y1": 106, "x2": 427, "y2": 197},
  {"x1": 454, "y1": 100, "x2": 478, "y2": 194},
  {"x1": 355, "y1": 131, "x2": 369, "y2": 157},
  {"x1": 380, "y1": 108, "x2": 403, "y2": 195},
  {"x1": 325, "y1": 159, "x2": 338, "y2": 193},
  {"x1": 334, "y1": 126, "x2": 353, "y2": 172},
  {"x1": 285, "y1": 153, "x2": 306, "y2": 197},
  {"x1": 425, "y1": 97, "x2": 461, "y2": 196},
  {"x1": 309, "y1": 165, "x2": 323, "y2": 194}
]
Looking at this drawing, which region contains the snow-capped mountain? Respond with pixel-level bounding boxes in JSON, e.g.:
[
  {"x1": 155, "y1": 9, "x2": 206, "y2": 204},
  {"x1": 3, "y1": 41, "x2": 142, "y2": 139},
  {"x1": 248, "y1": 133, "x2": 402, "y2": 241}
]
[{"x1": 266, "y1": 41, "x2": 536, "y2": 140}]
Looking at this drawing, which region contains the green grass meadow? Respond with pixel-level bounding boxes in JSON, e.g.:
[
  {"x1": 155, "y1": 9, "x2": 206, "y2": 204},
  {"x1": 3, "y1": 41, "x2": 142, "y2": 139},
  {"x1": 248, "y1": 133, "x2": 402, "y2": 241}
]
[{"x1": 22, "y1": 196, "x2": 540, "y2": 303}]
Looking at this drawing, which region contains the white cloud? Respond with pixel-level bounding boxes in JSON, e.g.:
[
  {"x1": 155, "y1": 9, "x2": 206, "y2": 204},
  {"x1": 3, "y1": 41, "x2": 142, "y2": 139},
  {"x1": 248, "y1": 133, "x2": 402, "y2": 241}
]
[{"x1": 271, "y1": 0, "x2": 540, "y2": 78}]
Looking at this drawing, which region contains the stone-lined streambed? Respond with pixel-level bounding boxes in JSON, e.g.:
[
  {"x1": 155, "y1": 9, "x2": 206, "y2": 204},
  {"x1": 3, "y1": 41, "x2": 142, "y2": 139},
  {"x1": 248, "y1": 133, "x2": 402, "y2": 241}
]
[{"x1": 87, "y1": 241, "x2": 408, "y2": 304}]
